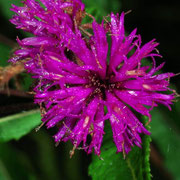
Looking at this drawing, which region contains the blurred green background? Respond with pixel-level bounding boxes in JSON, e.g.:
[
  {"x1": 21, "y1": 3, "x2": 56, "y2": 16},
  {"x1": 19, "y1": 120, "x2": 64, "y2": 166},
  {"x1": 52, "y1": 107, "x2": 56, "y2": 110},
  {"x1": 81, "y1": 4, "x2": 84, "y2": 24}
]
[{"x1": 0, "y1": 0, "x2": 180, "y2": 180}]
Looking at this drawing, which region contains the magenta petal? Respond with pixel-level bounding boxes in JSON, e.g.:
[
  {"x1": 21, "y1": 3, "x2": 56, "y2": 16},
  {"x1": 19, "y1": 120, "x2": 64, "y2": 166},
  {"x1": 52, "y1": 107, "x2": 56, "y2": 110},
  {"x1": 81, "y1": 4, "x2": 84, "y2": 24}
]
[
  {"x1": 87, "y1": 103, "x2": 105, "y2": 155},
  {"x1": 106, "y1": 92, "x2": 150, "y2": 154},
  {"x1": 20, "y1": 37, "x2": 58, "y2": 46},
  {"x1": 90, "y1": 21, "x2": 108, "y2": 78},
  {"x1": 71, "y1": 97, "x2": 99, "y2": 147}
]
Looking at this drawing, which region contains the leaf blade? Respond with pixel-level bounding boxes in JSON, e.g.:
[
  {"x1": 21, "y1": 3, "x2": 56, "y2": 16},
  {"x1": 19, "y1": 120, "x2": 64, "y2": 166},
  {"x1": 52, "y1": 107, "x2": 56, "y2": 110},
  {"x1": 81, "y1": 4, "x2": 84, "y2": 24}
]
[
  {"x1": 89, "y1": 121, "x2": 151, "y2": 180},
  {"x1": 0, "y1": 109, "x2": 41, "y2": 142}
]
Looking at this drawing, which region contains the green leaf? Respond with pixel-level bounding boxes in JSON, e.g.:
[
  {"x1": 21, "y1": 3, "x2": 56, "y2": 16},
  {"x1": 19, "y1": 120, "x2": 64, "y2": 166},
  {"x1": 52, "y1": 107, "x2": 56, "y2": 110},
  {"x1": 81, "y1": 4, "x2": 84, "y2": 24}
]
[
  {"x1": 0, "y1": 109, "x2": 41, "y2": 142},
  {"x1": 150, "y1": 105, "x2": 180, "y2": 179},
  {"x1": 89, "y1": 121, "x2": 151, "y2": 180}
]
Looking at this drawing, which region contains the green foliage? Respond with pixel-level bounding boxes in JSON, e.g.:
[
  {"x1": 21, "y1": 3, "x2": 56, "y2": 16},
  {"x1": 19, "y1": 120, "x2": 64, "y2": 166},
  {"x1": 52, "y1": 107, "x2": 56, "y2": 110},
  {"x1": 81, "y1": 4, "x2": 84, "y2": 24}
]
[
  {"x1": 18, "y1": 72, "x2": 34, "y2": 91},
  {"x1": 31, "y1": 131, "x2": 86, "y2": 180},
  {"x1": 0, "y1": 0, "x2": 22, "y2": 19},
  {"x1": 0, "y1": 43, "x2": 11, "y2": 67},
  {"x1": 0, "y1": 143, "x2": 38, "y2": 180},
  {"x1": 150, "y1": 102, "x2": 180, "y2": 180},
  {"x1": 83, "y1": 0, "x2": 121, "y2": 16},
  {"x1": 0, "y1": 110, "x2": 41, "y2": 142},
  {"x1": 30, "y1": 130, "x2": 62, "y2": 180},
  {"x1": 89, "y1": 122, "x2": 151, "y2": 180},
  {"x1": 63, "y1": 142, "x2": 83, "y2": 180},
  {"x1": 82, "y1": 0, "x2": 121, "y2": 23},
  {"x1": 165, "y1": 99, "x2": 180, "y2": 129}
]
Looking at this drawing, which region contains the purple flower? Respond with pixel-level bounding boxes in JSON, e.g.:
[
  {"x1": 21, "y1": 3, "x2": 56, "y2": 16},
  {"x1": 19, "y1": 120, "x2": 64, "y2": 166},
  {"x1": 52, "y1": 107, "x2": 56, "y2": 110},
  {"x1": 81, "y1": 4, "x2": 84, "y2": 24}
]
[
  {"x1": 10, "y1": 0, "x2": 84, "y2": 62},
  {"x1": 10, "y1": 1, "x2": 176, "y2": 156}
]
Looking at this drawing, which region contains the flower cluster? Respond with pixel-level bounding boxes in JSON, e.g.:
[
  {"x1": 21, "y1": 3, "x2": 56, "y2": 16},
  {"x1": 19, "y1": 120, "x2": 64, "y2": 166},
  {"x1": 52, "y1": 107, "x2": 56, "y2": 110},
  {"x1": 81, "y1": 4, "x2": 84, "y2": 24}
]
[{"x1": 10, "y1": 0, "x2": 175, "y2": 156}]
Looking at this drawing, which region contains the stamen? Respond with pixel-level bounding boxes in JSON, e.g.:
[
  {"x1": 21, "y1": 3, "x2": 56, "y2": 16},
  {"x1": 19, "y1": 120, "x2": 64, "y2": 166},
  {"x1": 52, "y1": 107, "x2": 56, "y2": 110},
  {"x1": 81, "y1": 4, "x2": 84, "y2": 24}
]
[{"x1": 85, "y1": 72, "x2": 123, "y2": 101}]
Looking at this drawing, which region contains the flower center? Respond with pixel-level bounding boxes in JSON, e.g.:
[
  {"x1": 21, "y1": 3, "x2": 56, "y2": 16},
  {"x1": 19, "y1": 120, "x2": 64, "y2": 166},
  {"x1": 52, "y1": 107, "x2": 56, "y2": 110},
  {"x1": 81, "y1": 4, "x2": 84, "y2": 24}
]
[{"x1": 86, "y1": 73, "x2": 122, "y2": 100}]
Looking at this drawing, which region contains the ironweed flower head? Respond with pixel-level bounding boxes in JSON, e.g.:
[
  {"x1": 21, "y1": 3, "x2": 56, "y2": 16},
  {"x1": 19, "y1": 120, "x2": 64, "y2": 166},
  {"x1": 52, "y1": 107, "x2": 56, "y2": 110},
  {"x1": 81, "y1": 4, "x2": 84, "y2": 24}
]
[{"x1": 10, "y1": 0, "x2": 176, "y2": 156}]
